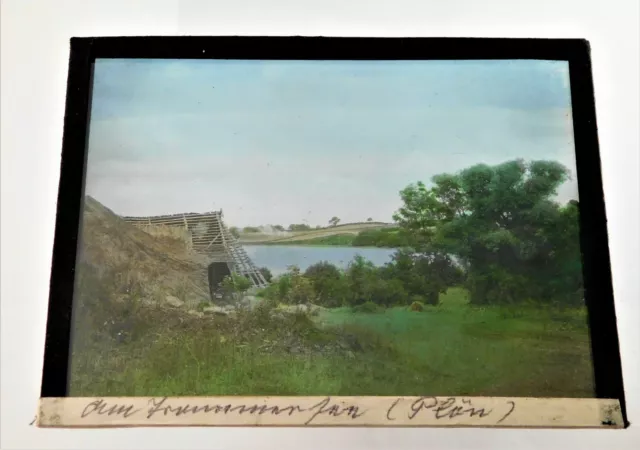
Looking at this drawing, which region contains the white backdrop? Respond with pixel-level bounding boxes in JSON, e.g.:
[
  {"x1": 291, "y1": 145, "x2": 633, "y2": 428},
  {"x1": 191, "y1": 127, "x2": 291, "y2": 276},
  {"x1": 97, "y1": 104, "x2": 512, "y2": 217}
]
[{"x1": 1, "y1": 1, "x2": 638, "y2": 449}]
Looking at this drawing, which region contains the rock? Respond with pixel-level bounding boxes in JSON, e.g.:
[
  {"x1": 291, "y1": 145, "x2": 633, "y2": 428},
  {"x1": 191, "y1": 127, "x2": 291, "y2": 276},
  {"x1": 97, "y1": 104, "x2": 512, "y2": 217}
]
[
  {"x1": 306, "y1": 303, "x2": 327, "y2": 316},
  {"x1": 239, "y1": 295, "x2": 260, "y2": 310},
  {"x1": 223, "y1": 304, "x2": 237, "y2": 312},
  {"x1": 165, "y1": 295, "x2": 184, "y2": 308},
  {"x1": 279, "y1": 304, "x2": 309, "y2": 314},
  {"x1": 187, "y1": 310, "x2": 205, "y2": 318},
  {"x1": 269, "y1": 311, "x2": 286, "y2": 320},
  {"x1": 203, "y1": 306, "x2": 228, "y2": 316}
]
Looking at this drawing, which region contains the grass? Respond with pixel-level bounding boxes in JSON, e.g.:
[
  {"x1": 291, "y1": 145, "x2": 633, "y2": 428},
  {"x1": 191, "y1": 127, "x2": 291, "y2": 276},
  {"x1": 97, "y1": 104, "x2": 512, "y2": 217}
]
[{"x1": 68, "y1": 287, "x2": 595, "y2": 398}]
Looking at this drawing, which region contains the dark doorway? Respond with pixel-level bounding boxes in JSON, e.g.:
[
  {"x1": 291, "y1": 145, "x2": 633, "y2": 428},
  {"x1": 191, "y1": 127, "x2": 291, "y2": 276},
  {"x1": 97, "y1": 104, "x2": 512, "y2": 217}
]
[{"x1": 208, "y1": 262, "x2": 231, "y2": 301}]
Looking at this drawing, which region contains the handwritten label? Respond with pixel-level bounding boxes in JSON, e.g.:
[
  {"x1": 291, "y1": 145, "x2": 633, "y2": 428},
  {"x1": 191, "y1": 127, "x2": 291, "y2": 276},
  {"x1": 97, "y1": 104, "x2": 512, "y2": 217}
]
[
  {"x1": 36, "y1": 396, "x2": 623, "y2": 428},
  {"x1": 76, "y1": 396, "x2": 514, "y2": 426}
]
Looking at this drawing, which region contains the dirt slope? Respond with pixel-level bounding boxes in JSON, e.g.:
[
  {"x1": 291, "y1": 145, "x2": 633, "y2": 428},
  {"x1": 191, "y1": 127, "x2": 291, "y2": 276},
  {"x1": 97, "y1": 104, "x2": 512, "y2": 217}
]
[{"x1": 75, "y1": 196, "x2": 210, "y2": 308}]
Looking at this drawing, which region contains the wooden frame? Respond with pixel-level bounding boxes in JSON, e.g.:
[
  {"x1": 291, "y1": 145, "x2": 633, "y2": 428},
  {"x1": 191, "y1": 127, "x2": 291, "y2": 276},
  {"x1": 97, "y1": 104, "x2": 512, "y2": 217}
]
[{"x1": 38, "y1": 36, "x2": 627, "y2": 429}]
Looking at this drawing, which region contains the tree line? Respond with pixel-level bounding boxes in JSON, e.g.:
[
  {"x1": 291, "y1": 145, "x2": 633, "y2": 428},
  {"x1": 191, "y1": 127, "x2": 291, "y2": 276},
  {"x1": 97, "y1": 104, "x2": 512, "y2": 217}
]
[{"x1": 254, "y1": 159, "x2": 586, "y2": 309}]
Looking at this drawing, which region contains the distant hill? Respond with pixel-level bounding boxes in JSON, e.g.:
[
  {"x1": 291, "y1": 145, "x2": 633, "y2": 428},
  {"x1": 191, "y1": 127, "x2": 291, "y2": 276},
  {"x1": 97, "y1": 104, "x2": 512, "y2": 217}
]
[{"x1": 237, "y1": 222, "x2": 395, "y2": 244}]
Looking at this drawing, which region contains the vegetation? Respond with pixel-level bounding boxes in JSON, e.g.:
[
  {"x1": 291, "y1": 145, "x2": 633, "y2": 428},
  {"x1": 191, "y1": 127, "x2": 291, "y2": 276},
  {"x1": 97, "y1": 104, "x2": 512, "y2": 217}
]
[
  {"x1": 68, "y1": 159, "x2": 593, "y2": 398},
  {"x1": 288, "y1": 223, "x2": 312, "y2": 231},
  {"x1": 220, "y1": 273, "x2": 252, "y2": 302},
  {"x1": 259, "y1": 267, "x2": 273, "y2": 283},
  {"x1": 394, "y1": 159, "x2": 584, "y2": 307},
  {"x1": 69, "y1": 286, "x2": 594, "y2": 397},
  {"x1": 329, "y1": 216, "x2": 341, "y2": 227}
]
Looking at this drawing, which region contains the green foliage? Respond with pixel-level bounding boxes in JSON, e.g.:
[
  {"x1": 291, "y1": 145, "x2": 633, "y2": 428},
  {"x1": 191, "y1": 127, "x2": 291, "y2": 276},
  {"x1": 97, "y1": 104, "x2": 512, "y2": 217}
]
[
  {"x1": 289, "y1": 223, "x2": 312, "y2": 232},
  {"x1": 229, "y1": 226, "x2": 240, "y2": 238},
  {"x1": 285, "y1": 266, "x2": 317, "y2": 304},
  {"x1": 329, "y1": 216, "x2": 341, "y2": 227},
  {"x1": 259, "y1": 267, "x2": 273, "y2": 283},
  {"x1": 243, "y1": 226, "x2": 261, "y2": 233},
  {"x1": 70, "y1": 286, "x2": 595, "y2": 398},
  {"x1": 352, "y1": 228, "x2": 411, "y2": 248},
  {"x1": 393, "y1": 159, "x2": 583, "y2": 306},
  {"x1": 409, "y1": 300, "x2": 424, "y2": 312},
  {"x1": 275, "y1": 234, "x2": 355, "y2": 247},
  {"x1": 272, "y1": 224, "x2": 285, "y2": 232},
  {"x1": 196, "y1": 301, "x2": 210, "y2": 312},
  {"x1": 352, "y1": 301, "x2": 382, "y2": 313},
  {"x1": 220, "y1": 274, "x2": 252, "y2": 301},
  {"x1": 304, "y1": 261, "x2": 349, "y2": 307}
]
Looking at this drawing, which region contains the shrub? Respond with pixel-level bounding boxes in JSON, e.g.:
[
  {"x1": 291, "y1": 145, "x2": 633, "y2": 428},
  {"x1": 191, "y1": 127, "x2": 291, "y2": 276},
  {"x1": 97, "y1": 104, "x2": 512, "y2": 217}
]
[
  {"x1": 304, "y1": 261, "x2": 347, "y2": 307},
  {"x1": 368, "y1": 278, "x2": 409, "y2": 307},
  {"x1": 285, "y1": 266, "x2": 316, "y2": 304},
  {"x1": 220, "y1": 274, "x2": 252, "y2": 302},
  {"x1": 259, "y1": 267, "x2": 273, "y2": 283},
  {"x1": 196, "y1": 301, "x2": 210, "y2": 312},
  {"x1": 353, "y1": 301, "x2": 382, "y2": 313},
  {"x1": 409, "y1": 301, "x2": 424, "y2": 312}
]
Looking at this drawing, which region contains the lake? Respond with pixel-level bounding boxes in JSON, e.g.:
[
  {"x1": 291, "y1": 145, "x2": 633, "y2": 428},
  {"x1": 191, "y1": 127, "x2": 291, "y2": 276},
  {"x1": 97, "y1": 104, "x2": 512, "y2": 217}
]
[{"x1": 243, "y1": 245, "x2": 396, "y2": 275}]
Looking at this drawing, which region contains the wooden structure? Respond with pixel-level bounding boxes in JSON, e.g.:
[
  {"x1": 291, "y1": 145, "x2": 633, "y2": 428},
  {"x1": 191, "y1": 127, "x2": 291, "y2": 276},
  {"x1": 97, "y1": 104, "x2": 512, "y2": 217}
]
[{"x1": 122, "y1": 210, "x2": 268, "y2": 288}]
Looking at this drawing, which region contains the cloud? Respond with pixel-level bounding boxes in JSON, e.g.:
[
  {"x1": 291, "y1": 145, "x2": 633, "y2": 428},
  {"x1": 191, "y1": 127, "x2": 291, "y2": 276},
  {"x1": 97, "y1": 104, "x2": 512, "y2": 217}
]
[{"x1": 84, "y1": 60, "x2": 578, "y2": 226}]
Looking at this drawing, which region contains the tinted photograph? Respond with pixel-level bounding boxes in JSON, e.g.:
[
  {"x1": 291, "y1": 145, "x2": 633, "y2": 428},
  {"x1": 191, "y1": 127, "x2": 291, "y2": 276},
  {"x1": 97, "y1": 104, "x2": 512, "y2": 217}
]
[{"x1": 69, "y1": 58, "x2": 594, "y2": 398}]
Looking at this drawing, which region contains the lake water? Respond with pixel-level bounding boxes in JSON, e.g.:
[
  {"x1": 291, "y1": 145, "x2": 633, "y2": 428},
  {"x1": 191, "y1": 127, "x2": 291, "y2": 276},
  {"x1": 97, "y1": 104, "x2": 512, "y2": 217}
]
[{"x1": 243, "y1": 245, "x2": 396, "y2": 275}]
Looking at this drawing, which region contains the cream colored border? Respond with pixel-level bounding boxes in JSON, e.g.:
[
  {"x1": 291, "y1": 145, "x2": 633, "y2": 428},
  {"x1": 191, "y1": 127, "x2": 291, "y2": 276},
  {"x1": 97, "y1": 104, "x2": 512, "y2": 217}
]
[{"x1": 36, "y1": 396, "x2": 624, "y2": 428}]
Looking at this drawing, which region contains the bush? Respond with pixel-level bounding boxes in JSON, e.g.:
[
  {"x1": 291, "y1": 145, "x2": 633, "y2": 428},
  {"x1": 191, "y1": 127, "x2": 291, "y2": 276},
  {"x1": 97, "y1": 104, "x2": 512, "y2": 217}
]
[
  {"x1": 259, "y1": 267, "x2": 273, "y2": 283},
  {"x1": 220, "y1": 274, "x2": 252, "y2": 302},
  {"x1": 304, "y1": 261, "x2": 348, "y2": 307},
  {"x1": 368, "y1": 278, "x2": 409, "y2": 307},
  {"x1": 285, "y1": 267, "x2": 316, "y2": 304},
  {"x1": 409, "y1": 300, "x2": 424, "y2": 312},
  {"x1": 353, "y1": 301, "x2": 382, "y2": 313}
]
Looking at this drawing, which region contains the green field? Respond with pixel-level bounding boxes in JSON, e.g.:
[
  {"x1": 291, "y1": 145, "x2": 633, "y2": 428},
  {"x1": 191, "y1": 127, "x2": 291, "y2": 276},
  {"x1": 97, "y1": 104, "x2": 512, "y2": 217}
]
[{"x1": 69, "y1": 288, "x2": 594, "y2": 398}]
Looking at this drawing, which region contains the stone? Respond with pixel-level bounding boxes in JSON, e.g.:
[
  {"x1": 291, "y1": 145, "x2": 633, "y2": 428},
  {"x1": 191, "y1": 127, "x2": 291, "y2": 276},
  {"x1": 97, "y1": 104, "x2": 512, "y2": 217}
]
[
  {"x1": 279, "y1": 304, "x2": 309, "y2": 314},
  {"x1": 187, "y1": 310, "x2": 205, "y2": 318},
  {"x1": 203, "y1": 306, "x2": 228, "y2": 316},
  {"x1": 269, "y1": 311, "x2": 286, "y2": 320},
  {"x1": 165, "y1": 295, "x2": 184, "y2": 308}
]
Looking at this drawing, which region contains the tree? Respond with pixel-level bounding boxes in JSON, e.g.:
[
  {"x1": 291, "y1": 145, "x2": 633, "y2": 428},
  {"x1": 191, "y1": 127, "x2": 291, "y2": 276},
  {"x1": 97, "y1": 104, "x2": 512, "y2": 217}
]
[
  {"x1": 367, "y1": 217, "x2": 373, "y2": 222},
  {"x1": 394, "y1": 159, "x2": 579, "y2": 305},
  {"x1": 273, "y1": 225, "x2": 285, "y2": 232},
  {"x1": 229, "y1": 226, "x2": 240, "y2": 238},
  {"x1": 329, "y1": 216, "x2": 341, "y2": 227},
  {"x1": 289, "y1": 223, "x2": 312, "y2": 232}
]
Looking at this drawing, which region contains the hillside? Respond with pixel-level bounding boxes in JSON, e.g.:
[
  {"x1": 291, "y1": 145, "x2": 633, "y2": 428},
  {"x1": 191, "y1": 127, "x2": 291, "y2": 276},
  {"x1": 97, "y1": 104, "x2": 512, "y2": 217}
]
[{"x1": 237, "y1": 222, "x2": 395, "y2": 245}]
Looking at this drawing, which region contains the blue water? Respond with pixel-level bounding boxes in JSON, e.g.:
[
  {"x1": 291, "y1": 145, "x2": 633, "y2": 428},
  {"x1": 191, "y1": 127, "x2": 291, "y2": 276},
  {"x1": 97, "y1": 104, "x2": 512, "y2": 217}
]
[{"x1": 243, "y1": 245, "x2": 396, "y2": 275}]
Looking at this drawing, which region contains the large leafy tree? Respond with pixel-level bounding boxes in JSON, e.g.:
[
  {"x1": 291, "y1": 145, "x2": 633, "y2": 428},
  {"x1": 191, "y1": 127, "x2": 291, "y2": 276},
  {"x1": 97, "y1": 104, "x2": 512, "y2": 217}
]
[{"x1": 394, "y1": 159, "x2": 583, "y2": 305}]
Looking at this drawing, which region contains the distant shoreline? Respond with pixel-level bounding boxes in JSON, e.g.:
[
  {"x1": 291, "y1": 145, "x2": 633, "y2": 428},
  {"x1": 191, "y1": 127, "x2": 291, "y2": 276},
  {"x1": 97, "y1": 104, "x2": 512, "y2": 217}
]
[{"x1": 236, "y1": 223, "x2": 401, "y2": 248}]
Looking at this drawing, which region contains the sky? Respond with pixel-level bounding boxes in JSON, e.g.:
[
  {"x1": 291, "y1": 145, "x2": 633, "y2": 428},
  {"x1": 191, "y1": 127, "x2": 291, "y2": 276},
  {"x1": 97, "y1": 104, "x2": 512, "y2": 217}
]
[{"x1": 85, "y1": 58, "x2": 578, "y2": 228}]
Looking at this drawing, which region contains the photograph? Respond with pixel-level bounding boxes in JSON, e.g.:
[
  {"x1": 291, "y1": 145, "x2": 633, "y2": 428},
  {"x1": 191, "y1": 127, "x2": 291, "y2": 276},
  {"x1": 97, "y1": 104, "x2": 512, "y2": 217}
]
[{"x1": 65, "y1": 55, "x2": 599, "y2": 401}]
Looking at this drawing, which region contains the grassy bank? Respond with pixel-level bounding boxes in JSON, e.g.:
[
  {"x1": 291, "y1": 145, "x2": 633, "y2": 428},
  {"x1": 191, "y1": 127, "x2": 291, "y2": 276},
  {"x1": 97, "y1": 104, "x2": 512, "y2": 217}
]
[{"x1": 69, "y1": 288, "x2": 594, "y2": 397}]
